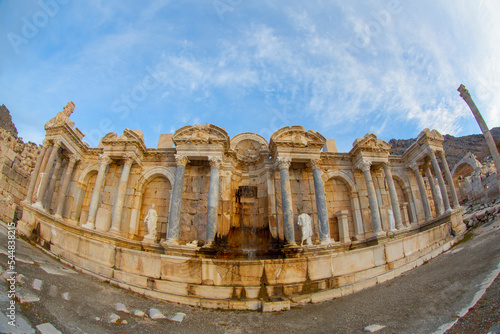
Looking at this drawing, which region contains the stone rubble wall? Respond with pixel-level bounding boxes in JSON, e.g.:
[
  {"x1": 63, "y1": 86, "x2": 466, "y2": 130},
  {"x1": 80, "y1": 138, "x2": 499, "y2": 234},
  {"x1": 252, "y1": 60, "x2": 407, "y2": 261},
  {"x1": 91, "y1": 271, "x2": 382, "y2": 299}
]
[{"x1": 0, "y1": 128, "x2": 39, "y2": 222}]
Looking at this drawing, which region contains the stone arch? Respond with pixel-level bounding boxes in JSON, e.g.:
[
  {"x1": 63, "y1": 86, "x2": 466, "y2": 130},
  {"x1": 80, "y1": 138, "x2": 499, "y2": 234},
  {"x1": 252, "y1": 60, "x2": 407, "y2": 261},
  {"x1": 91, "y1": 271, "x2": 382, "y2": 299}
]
[
  {"x1": 451, "y1": 152, "x2": 482, "y2": 177},
  {"x1": 324, "y1": 170, "x2": 357, "y2": 193},
  {"x1": 324, "y1": 175, "x2": 355, "y2": 242},
  {"x1": 132, "y1": 167, "x2": 175, "y2": 240},
  {"x1": 392, "y1": 174, "x2": 413, "y2": 226},
  {"x1": 136, "y1": 166, "x2": 175, "y2": 194},
  {"x1": 76, "y1": 165, "x2": 99, "y2": 225}
]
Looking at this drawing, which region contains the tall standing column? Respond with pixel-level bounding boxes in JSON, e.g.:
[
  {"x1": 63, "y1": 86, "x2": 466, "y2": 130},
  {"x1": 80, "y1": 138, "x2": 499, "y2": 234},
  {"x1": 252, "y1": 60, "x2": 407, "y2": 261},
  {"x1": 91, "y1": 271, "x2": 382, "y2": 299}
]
[
  {"x1": 33, "y1": 140, "x2": 61, "y2": 209},
  {"x1": 382, "y1": 163, "x2": 403, "y2": 230},
  {"x1": 110, "y1": 156, "x2": 134, "y2": 233},
  {"x1": 55, "y1": 155, "x2": 79, "y2": 218},
  {"x1": 310, "y1": 159, "x2": 331, "y2": 243},
  {"x1": 164, "y1": 154, "x2": 189, "y2": 244},
  {"x1": 278, "y1": 157, "x2": 296, "y2": 245},
  {"x1": 437, "y1": 150, "x2": 460, "y2": 209},
  {"x1": 24, "y1": 140, "x2": 49, "y2": 204},
  {"x1": 358, "y1": 160, "x2": 384, "y2": 236},
  {"x1": 423, "y1": 163, "x2": 443, "y2": 216},
  {"x1": 458, "y1": 84, "x2": 500, "y2": 193},
  {"x1": 82, "y1": 155, "x2": 112, "y2": 230},
  {"x1": 44, "y1": 154, "x2": 63, "y2": 210},
  {"x1": 205, "y1": 156, "x2": 222, "y2": 246},
  {"x1": 429, "y1": 149, "x2": 451, "y2": 212},
  {"x1": 410, "y1": 163, "x2": 432, "y2": 221}
]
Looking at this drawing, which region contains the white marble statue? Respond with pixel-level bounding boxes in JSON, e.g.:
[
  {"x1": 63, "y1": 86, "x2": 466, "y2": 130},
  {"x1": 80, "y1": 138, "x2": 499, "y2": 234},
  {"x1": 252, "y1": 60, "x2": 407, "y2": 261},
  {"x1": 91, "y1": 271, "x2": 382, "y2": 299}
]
[
  {"x1": 388, "y1": 209, "x2": 396, "y2": 231},
  {"x1": 297, "y1": 213, "x2": 313, "y2": 246},
  {"x1": 144, "y1": 204, "x2": 158, "y2": 239}
]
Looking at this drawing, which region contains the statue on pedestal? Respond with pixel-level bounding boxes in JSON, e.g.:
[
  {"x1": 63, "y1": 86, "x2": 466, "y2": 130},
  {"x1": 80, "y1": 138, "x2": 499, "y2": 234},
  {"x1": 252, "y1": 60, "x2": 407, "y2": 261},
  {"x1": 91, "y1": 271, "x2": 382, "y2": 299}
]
[
  {"x1": 143, "y1": 204, "x2": 158, "y2": 241},
  {"x1": 297, "y1": 213, "x2": 313, "y2": 246}
]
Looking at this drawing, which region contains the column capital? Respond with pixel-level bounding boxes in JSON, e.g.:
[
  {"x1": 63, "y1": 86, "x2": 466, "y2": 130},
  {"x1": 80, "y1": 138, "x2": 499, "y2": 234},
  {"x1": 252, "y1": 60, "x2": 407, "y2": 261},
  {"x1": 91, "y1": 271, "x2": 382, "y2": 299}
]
[
  {"x1": 42, "y1": 139, "x2": 51, "y2": 147},
  {"x1": 356, "y1": 159, "x2": 372, "y2": 172},
  {"x1": 52, "y1": 139, "x2": 62, "y2": 148},
  {"x1": 99, "y1": 154, "x2": 112, "y2": 165},
  {"x1": 208, "y1": 156, "x2": 223, "y2": 168},
  {"x1": 276, "y1": 156, "x2": 292, "y2": 169},
  {"x1": 409, "y1": 162, "x2": 421, "y2": 172},
  {"x1": 308, "y1": 159, "x2": 322, "y2": 170},
  {"x1": 175, "y1": 154, "x2": 189, "y2": 166},
  {"x1": 124, "y1": 154, "x2": 135, "y2": 166},
  {"x1": 68, "y1": 155, "x2": 80, "y2": 164}
]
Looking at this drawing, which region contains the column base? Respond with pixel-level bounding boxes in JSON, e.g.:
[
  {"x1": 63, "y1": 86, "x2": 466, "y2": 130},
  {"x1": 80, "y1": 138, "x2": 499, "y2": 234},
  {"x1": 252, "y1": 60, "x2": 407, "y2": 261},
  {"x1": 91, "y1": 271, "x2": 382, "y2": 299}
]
[
  {"x1": 108, "y1": 227, "x2": 121, "y2": 235},
  {"x1": 81, "y1": 222, "x2": 95, "y2": 230},
  {"x1": 161, "y1": 238, "x2": 179, "y2": 246},
  {"x1": 320, "y1": 238, "x2": 334, "y2": 245},
  {"x1": 32, "y1": 201, "x2": 44, "y2": 210}
]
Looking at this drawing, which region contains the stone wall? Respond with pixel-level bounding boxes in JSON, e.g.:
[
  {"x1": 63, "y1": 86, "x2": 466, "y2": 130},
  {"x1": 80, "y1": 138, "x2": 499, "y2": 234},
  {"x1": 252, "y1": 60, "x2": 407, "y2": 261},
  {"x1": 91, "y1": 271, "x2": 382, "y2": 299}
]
[{"x1": 0, "y1": 128, "x2": 39, "y2": 222}]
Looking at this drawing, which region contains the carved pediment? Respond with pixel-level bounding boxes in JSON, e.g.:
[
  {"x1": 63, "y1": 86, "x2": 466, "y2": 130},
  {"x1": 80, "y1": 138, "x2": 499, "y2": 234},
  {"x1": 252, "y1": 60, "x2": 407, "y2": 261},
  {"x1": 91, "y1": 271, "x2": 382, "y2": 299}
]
[
  {"x1": 416, "y1": 128, "x2": 444, "y2": 146},
  {"x1": 230, "y1": 133, "x2": 269, "y2": 164},
  {"x1": 172, "y1": 124, "x2": 230, "y2": 149},
  {"x1": 270, "y1": 126, "x2": 326, "y2": 154},
  {"x1": 351, "y1": 133, "x2": 391, "y2": 154}
]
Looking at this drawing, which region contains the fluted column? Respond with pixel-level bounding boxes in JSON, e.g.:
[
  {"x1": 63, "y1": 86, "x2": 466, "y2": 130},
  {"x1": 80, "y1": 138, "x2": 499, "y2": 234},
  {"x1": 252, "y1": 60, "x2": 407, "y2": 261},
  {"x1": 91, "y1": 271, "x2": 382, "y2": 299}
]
[
  {"x1": 423, "y1": 163, "x2": 443, "y2": 216},
  {"x1": 437, "y1": 150, "x2": 460, "y2": 209},
  {"x1": 55, "y1": 155, "x2": 79, "y2": 218},
  {"x1": 410, "y1": 163, "x2": 432, "y2": 221},
  {"x1": 382, "y1": 163, "x2": 403, "y2": 230},
  {"x1": 310, "y1": 159, "x2": 331, "y2": 243},
  {"x1": 110, "y1": 156, "x2": 134, "y2": 233},
  {"x1": 278, "y1": 157, "x2": 296, "y2": 245},
  {"x1": 358, "y1": 160, "x2": 384, "y2": 236},
  {"x1": 165, "y1": 154, "x2": 189, "y2": 244},
  {"x1": 24, "y1": 140, "x2": 49, "y2": 204},
  {"x1": 33, "y1": 140, "x2": 61, "y2": 209},
  {"x1": 45, "y1": 154, "x2": 63, "y2": 210},
  {"x1": 429, "y1": 149, "x2": 451, "y2": 212},
  {"x1": 205, "y1": 156, "x2": 222, "y2": 246},
  {"x1": 82, "y1": 155, "x2": 112, "y2": 230}
]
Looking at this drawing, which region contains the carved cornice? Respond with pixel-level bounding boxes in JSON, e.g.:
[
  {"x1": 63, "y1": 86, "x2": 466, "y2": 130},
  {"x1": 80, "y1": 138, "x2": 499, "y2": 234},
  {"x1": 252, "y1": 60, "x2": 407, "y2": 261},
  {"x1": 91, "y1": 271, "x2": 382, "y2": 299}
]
[
  {"x1": 172, "y1": 124, "x2": 230, "y2": 150},
  {"x1": 269, "y1": 126, "x2": 326, "y2": 156}
]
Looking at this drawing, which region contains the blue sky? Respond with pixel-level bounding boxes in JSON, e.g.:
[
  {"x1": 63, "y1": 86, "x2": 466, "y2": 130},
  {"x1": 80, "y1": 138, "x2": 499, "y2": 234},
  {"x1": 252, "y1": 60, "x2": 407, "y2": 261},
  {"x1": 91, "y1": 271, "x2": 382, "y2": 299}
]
[{"x1": 1, "y1": 0, "x2": 499, "y2": 152}]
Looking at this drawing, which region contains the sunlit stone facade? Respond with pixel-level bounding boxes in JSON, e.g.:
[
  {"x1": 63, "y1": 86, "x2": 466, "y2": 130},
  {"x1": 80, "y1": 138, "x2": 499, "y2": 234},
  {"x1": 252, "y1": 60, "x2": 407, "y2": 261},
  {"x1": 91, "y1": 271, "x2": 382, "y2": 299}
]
[{"x1": 18, "y1": 103, "x2": 466, "y2": 310}]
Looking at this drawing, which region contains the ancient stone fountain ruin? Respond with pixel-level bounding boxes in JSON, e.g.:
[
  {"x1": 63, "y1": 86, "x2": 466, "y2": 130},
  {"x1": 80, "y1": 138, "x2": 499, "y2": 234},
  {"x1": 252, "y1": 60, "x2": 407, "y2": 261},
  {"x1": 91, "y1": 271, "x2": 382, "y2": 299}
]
[{"x1": 17, "y1": 103, "x2": 466, "y2": 311}]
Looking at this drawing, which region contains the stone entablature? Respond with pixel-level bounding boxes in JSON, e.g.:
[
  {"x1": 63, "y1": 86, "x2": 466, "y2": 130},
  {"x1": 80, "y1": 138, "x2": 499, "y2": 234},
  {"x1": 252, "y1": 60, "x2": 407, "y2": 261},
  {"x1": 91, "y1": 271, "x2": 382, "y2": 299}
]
[{"x1": 16, "y1": 102, "x2": 467, "y2": 311}]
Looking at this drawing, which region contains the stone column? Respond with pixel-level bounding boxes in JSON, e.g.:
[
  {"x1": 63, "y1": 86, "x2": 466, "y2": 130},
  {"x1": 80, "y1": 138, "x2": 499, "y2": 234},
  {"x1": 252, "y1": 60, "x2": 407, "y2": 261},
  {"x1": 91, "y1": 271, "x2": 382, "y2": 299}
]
[
  {"x1": 55, "y1": 155, "x2": 79, "y2": 218},
  {"x1": 165, "y1": 154, "x2": 189, "y2": 244},
  {"x1": 278, "y1": 157, "x2": 296, "y2": 245},
  {"x1": 310, "y1": 159, "x2": 331, "y2": 244},
  {"x1": 423, "y1": 163, "x2": 443, "y2": 216},
  {"x1": 458, "y1": 84, "x2": 500, "y2": 194},
  {"x1": 205, "y1": 156, "x2": 222, "y2": 246},
  {"x1": 437, "y1": 150, "x2": 460, "y2": 209},
  {"x1": 410, "y1": 163, "x2": 432, "y2": 221},
  {"x1": 429, "y1": 149, "x2": 451, "y2": 212},
  {"x1": 45, "y1": 154, "x2": 63, "y2": 210},
  {"x1": 82, "y1": 155, "x2": 112, "y2": 230},
  {"x1": 24, "y1": 140, "x2": 49, "y2": 204},
  {"x1": 33, "y1": 140, "x2": 61, "y2": 209},
  {"x1": 358, "y1": 160, "x2": 384, "y2": 236},
  {"x1": 382, "y1": 163, "x2": 403, "y2": 230},
  {"x1": 109, "y1": 156, "x2": 134, "y2": 233}
]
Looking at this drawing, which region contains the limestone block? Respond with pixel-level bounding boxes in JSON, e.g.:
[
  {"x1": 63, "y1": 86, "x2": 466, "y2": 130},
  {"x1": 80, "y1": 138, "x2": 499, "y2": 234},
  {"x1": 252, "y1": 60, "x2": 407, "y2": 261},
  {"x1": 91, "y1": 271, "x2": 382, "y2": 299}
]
[
  {"x1": 384, "y1": 240, "x2": 404, "y2": 263},
  {"x1": 402, "y1": 234, "x2": 419, "y2": 257},
  {"x1": 189, "y1": 284, "x2": 233, "y2": 299},
  {"x1": 154, "y1": 279, "x2": 189, "y2": 295},
  {"x1": 264, "y1": 259, "x2": 308, "y2": 285},
  {"x1": 115, "y1": 247, "x2": 161, "y2": 278},
  {"x1": 95, "y1": 208, "x2": 111, "y2": 232},
  {"x1": 307, "y1": 255, "x2": 334, "y2": 281},
  {"x1": 331, "y1": 248, "x2": 377, "y2": 276},
  {"x1": 160, "y1": 255, "x2": 202, "y2": 284},
  {"x1": 113, "y1": 270, "x2": 149, "y2": 288},
  {"x1": 201, "y1": 259, "x2": 264, "y2": 286}
]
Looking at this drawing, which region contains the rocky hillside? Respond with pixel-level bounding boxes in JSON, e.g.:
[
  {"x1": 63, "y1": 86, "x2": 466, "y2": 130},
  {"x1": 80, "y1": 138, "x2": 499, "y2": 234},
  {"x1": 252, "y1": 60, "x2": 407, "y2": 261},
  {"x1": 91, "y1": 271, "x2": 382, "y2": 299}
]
[{"x1": 389, "y1": 127, "x2": 500, "y2": 169}]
